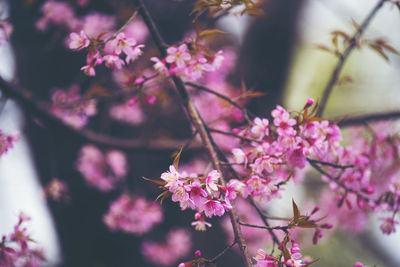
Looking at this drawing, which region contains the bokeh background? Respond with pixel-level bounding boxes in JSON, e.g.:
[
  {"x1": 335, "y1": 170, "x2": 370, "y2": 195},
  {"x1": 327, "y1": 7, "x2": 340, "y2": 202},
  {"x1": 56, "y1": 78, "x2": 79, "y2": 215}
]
[{"x1": 1, "y1": 0, "x2": 400, "y2": 266}]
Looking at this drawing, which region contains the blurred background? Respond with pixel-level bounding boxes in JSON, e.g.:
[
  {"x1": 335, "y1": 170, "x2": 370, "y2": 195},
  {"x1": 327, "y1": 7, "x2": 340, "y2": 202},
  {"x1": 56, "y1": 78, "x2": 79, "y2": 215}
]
[{"x1": 1, "y1": 0, "x2": 400, "y2": 266}]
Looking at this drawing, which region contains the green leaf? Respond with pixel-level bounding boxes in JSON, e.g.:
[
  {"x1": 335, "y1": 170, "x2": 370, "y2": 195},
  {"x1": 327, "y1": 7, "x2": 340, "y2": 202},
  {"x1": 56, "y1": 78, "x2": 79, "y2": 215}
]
[
  {"x1": 156, "y1": 190, "x2": 170, "y2": 204},
  {"x1": 198, "y1": 29, "x2": 226, "y2": 39}
]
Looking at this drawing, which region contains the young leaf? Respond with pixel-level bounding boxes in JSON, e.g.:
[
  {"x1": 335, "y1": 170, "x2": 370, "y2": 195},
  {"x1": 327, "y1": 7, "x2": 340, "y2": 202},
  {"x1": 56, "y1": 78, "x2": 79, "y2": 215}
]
[
  {"x1": 292, "y1": 199, "x2": 300, "y2": 222},
  {"x1": 142, "y1": 176, "x2": 167, "y2": 186},
  {"x1": 173, "y1": 147, "x2": 183, "y2": 170},
  {"x1": 198, "y1": 29, "x2": 226, "y2": 39}
]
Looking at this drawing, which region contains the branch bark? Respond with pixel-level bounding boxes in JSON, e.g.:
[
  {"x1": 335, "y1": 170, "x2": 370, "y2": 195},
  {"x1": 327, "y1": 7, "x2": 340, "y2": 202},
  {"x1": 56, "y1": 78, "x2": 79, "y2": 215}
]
[{"x1": 133, "y1": 0, "x2": 252, "y2": 265}]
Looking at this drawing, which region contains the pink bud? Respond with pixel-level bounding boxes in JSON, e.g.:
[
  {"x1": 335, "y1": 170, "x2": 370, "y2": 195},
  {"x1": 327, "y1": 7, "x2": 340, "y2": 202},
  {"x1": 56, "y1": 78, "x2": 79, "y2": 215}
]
[
  {"x1": 135, "y1": 77, "x2": 144, "y2": 85},
  {"x1": 195, "y1": 250, "x2": 202, "y2": 257},
  {"x1": 304, "y1": 98, "x2": 314, "y2": 109},
  {"x1": 357, "y1": 197, "x2": 365, "y2": 209},
  {"x1": 128, "y1": 96, "x2": 138, "y2": 106},
  {"x1": 146, "y1": 95, "x2": 156, "y2": 105},
  {"x1": 232, "y1": 128, "x2": 240, "y2": 134},
  {"x1": 194, "y1": 212, "x2": 202, "y2": 220},
  {"x1": 320, "y1": 223, "x2": 333, "y2": 229},
  {"x1": 361, "y1": 186, "x2": 374, "y2": 194},
  {"x1": 311, "y1": 205, "x2": 320, "y2": 215}
]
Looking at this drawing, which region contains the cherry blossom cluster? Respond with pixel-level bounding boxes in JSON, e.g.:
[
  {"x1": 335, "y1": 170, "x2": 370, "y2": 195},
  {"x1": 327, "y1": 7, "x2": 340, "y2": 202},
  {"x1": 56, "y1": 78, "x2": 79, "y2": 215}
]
[
  {"x1": 36, "y1": 1, "x2": 147, "y2": 76},
  {"x1": 231, "y1": 99, "x2": 342, "y2": 203},
  {"x1": 151, "y1": 43, "x2": 223, "y2": 81},
  {"x1": 311, "y1": 121, "x2": 400, "y2": 234},
  {"x1": 0, "y1": 130, "x2": 18, "y2": 158},
  {"x1": 50, "y1": 85, "x2": 97, "y2": 128},
  {"x1": 253, "y1": 240, "x2": 312, "y2": 267},
  {"x1": 103, "y1": 194, "x2": 163, "y2": 235},
  {"x1": 159, "y1": 165, "x2": 244, "y2": 222},
  {"x1": 0, "y1": 212, "x2": 45, "y2": 267},
  {"x1": 141, "y1": 228, "x2": 191, "y2": 266},
  {"x1": 69, "y1": 31, "x2": 144, "y2": 76},
  {"x1": 76, "y1": 145, "x2": 127, "y2": 192}
]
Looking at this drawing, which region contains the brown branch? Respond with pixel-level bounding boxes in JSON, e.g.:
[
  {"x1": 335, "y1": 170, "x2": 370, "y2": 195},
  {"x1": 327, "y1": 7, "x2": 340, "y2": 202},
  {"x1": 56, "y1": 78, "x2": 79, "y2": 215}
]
[
  {"x1": 208, "y1": 127, "x2": 261, "y2": 143},
  {"x1": 239, "y1": 221, "x2": 289, "y2": 231},
  {"x1": 185, "y1": 82, "x2": 253, "y2": 124},
  {"x1": 133, "y1": 0, "x2": 252, "y2": 265},
  {"x1": 103, "y1": 10, "x2": 139, "y2": 43},
  {"x1": 316, "y1": 0, "x2": 387, "y2": 117},
  {"x1": 0, "y1": 77, "x2": 202, "y2": 151},
  {"x1": 335, "y1": 111, "x2": 400, "y2": 127},
  {"x1": 306, "y1": 158, "x2": 353, "y2": 169},
  {"x1": 209, "y1": 240, "x2": 237, "y2": 263}
]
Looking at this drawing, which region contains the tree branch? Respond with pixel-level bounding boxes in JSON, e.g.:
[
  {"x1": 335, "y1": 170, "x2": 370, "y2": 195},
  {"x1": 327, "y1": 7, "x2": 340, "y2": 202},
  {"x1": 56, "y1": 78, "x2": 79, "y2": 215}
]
[
  {"x1": 316, "y1": 0, "x2": 387, "y2": 117},
  {"x1": 0, "y1": 76, "x2": 202, "y2": 151},
  {"x1": 133, "y1": 0, "x2": 252, "y2": 265},
  {"x1": 335, "y1": 111, "x2": 400, "y2": 127}
]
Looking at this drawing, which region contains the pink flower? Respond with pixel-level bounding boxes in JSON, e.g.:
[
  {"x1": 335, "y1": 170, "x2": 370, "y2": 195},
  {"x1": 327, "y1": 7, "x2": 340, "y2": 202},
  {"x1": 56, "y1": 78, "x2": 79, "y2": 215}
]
[
  {"x1": 103, "y1": 54, "x2": 125, "y2": 70},
  {"x1": 76, "y1": 145, "x2": 127, "y2": 191},
  {"x1": 232, "y1": 148, "x2": 247, "y2": 164},
  {"x1": 160, "y1": 165, "x2": 181, "y2": 188},
  {"x1": 166, "y1": 44, "x2": 191, "y2": 68},
  {"x1": 69, "y1": 30, "x2": 90, "y2": 50},
  {"x1": 110, "y1": 32, "x2": 137, "y2": 55},
  {"x1": 251, "y1": 117, "x2": 269, "y2": 139},
  {"x1": 203, "y1": 198, "x2": 225, "y2": 217},
  {"x1": 185, "y1": 180, "x2": 207, "y2": 206},
  {"x1": 204, "y1": 170, "x2": 220, "y2": 194},
  {"x1": 103, "y1": 194, "x2": 163, "y2": 235}
]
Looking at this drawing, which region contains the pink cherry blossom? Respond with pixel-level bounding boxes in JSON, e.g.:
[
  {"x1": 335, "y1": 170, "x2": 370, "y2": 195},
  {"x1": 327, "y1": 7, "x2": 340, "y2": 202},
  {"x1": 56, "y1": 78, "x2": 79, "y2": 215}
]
[
  {"x1": 103, "y1": 194, "x2": 163, "y2": 235},
  {"x1": 69, "y1": 30, "x2": 90, "y2": 50}
]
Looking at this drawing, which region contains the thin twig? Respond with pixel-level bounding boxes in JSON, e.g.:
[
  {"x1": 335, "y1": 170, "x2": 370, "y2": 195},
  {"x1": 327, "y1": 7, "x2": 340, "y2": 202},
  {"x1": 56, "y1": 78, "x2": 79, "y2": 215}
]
[
  {"x1": 248, "y1": 196, "x2": 281, "y2": 245},
  {"x1": 316, "y1": 0, "x2": 387, "y2": 117},
  {"x1": 306, "y1": 158, "x2": 354, "y2": 169},
  {"x1": 239, "y1": 221, "x2": 289, "y2": 231},
  {"x1": 208, "y1": 127, "x2": 261, "y2": 143},
  {"x1": 103, "y1": 10, "x2": 139, "y2": 43},
  {"x1": 186, "y1": 82, "x2": 253, "y2": 124},
  {"x1": 209, "y1": 240, "x2": 237, "y2": 263},
  {"x1": 335, "y1": 111, "x2": 400, "y2": 127},
  {"x1": 133, "y1": 0, "x2": 252, "y2": 265}
]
